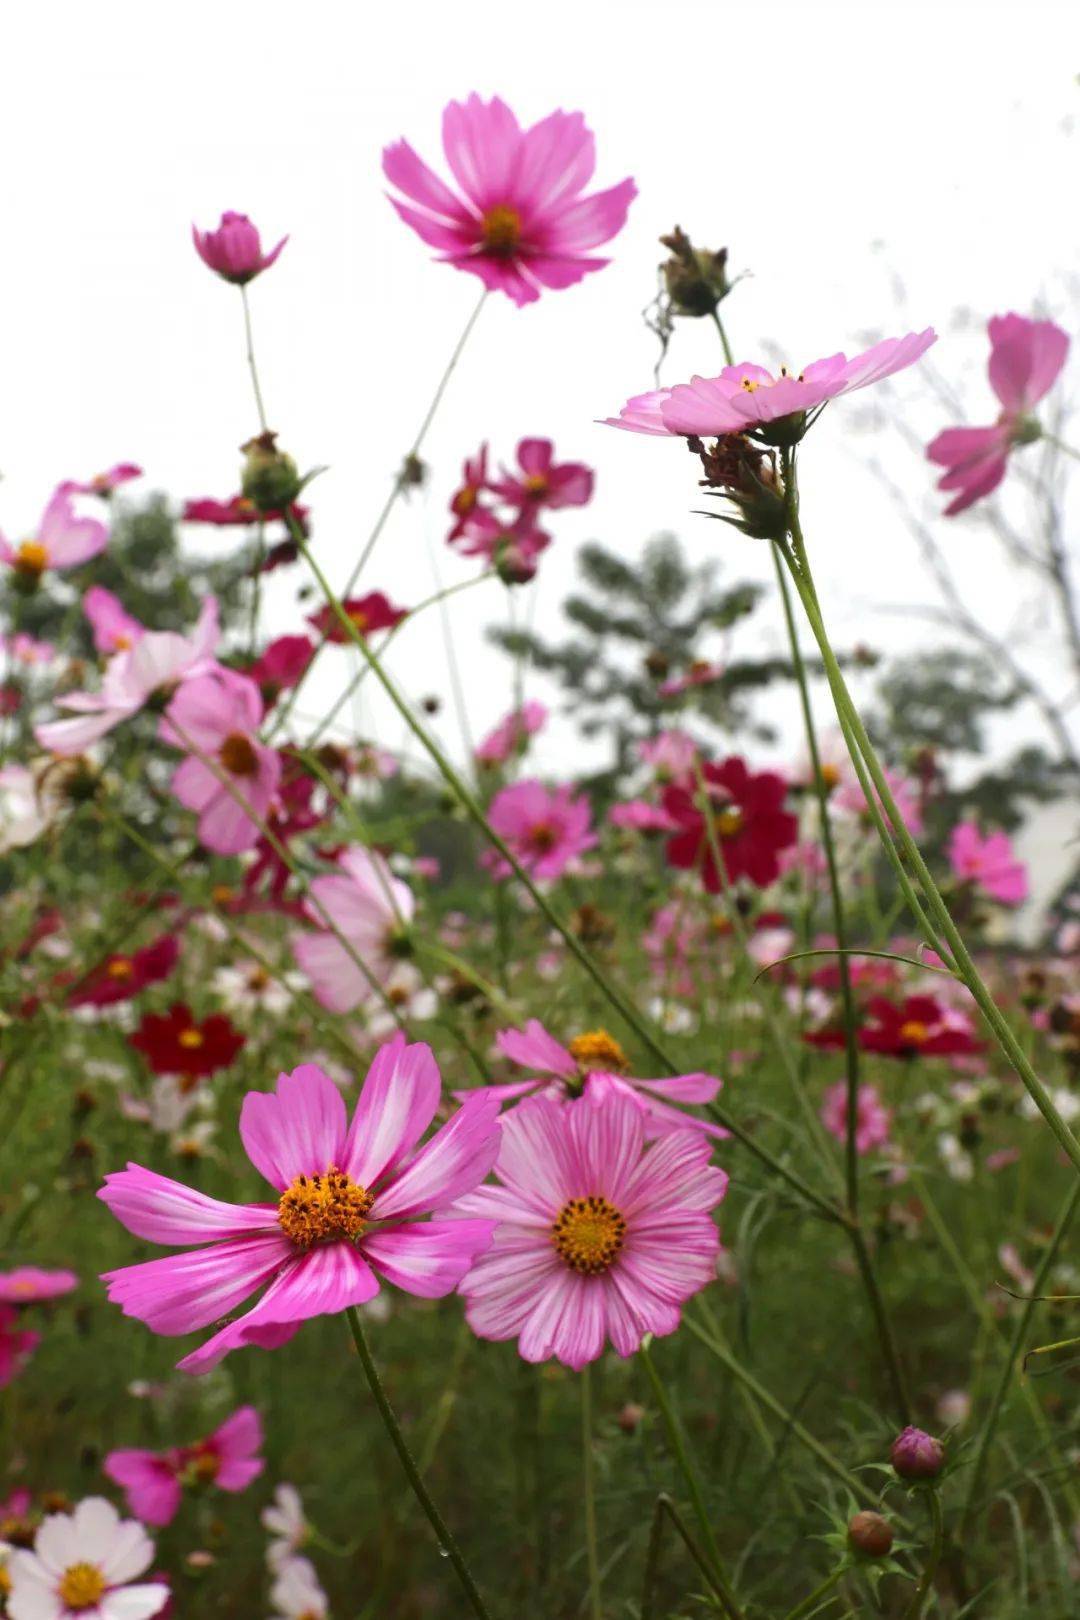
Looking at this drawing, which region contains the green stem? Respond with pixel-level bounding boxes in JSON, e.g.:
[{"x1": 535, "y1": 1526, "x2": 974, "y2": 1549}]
[
  {"x1": 901, "y1": 1490, "x2": 944, "y2": 1620},
  {"x1": 240, "y1": 283, "x2": 269, "y2": 432},
  {"x1": 638, "y1": 1340, "x2": 745, "y2": 1620},
  {"x1": 781, "y1": 1565, "x2": 844, "y2": 1620},
  {"x1": 581, "y1": 1366, "x2": 603, "y2": 1620},
  {"x1": 642, "y1": 1495, "x2": 736, "y2": 1618},
  {"x1": 345, "y1": 1307, "x2": 493, "y2": 1620},
  {"x1": 711, "y1": 309, "x2": 734, "y2": 366}
]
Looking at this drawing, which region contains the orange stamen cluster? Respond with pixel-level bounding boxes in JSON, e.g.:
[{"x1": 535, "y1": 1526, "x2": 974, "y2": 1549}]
[
  {"x1": 58, "y1": 1563, "x2": 106, "y2": 1610},
  {"x1": 899, "y1": 1020, "x2": 930, "y2": 1046},
  {"x1": 481, "y1": 205, "x2": 522, "y2": 256},
  {"x1": 568, "y1": 1029, "x2": 631, "y2": 1075},
  {"x1": 15, "y1": 540, "x2": 48, "y2": 578},
  {"x1": 278, "y1": 1165, "x2": 374, "y2": 1250},
  {"x1": 552, "y1": 1195, "x2": 627, "y2": 1275}
]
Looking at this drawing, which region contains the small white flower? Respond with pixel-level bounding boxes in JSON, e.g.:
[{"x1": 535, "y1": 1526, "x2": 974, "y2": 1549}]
[
  {"x1": 645, "y1": 997, "x2": 697, "y2": 1035},
  {"x1": 213, "y1": 960, "x2": 303, "y2": 1017},
  {"x1": 9, "y1": 1496, "x2": 168, "y2": 1620},
  {"x1": 365, "y1": 965, "x2": 438, "y2": 1037},
  {"x1": 268, "y1": 1555, "x2": 328, "y2": 1619},
  {"x1": 262, "y1": 1484, "x2": 309, "y2": 1570}
]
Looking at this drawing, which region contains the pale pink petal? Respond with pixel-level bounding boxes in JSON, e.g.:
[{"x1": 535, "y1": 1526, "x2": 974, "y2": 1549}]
[
  {"x1": 240, "y1": 1064, "x2": 349, "y2": 1191},
  {"x1": 341, "y1": 1035, "x2": 442, "y2": 1188},
  {"x1": 98, "y1": 1163, "x2": 274, "y2": 1245},
  {"x1": 496, "y1": 1019, "x2": 576, "y2": 1080},
  {"x1": 101, "y1": 1234, "x2": 290, "y2": 1335},
  {"x1": 362, "y1": 1218, "x2": 494, "y2": 1297},
  {"x1": 373, "y1": 1091, "x2": 500, "y2": 1218}
]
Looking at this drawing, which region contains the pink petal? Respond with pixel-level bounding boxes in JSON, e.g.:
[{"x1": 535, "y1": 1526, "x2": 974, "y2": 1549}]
[
  {"x1": 342, "y1": 1035, "x2": 442, "y2": 1189},
  {"x1": 441, "y1": 94, "x2": 522, "y2": 211},
  {"x1": 101, "y1": 1235, "x2": 290, "y2": 1335},
  {"x1": 103, "y1": 1452, "x2": 181, "y2": 1527},
  {"x1": 382, "y1": 138, "x2": 476, "y2": 222},
  {"x1": 240, "y1": 1064, "x2": 349, "y2": 1190},
  {"x1": 362, "y1": 1218, "x2": 494, "y2": 1297},
  {"x1": 374, "y1": 1091, "x2": 500, "y2": 1219},
  {"x1": 496, "y1": 1019, "x2": 576, "y2": 1080},
  {"x1": 98, "y1": 1164, "x2": 274, "y2": 1245},
  {"x1": 534, "y1": 178, "x2": 637, "y2": 252}
]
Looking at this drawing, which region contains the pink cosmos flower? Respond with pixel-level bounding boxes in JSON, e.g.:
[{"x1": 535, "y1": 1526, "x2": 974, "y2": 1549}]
[
  {"x1": 479, "y1": 1018, "x2": 722, "y2": 1137},
  {"x1": 62, "y1": 464, "x2": 143, "y2": 498},
  {"x1": 35, "y1": 598, "x2": 220, "y2": 756},
  {"x1": 928, "y1": 314, "x2": 1070, "y2": 515},
  {"x1": 1, "y1": 632, "x2": 54, "y2": 667},
  {"x1": 161, "y1": 669, "x2": 281, "y2": 856},
  {"x1": 489, "y1": 439, "x2": 594, "y2": 510},
  {"x1": 947, "y1": 820, "x2": 1028, "y2": 905},
  {"x1": 451, "y1": 507, "x2": 550, "y2": 582},
  {"x1": 448, "y1": 445, "x2": 490, "y2": 540},
  {"x1": 248, "y1": 635, "x2": 314, "y2": 703},
  {"x1": 453, "y1": 1092, "x2": 727, "y2": 1369},
  {"x1": 383, "y1": 94, "x2": 636, "y2": 306},
  {"x1": 608, "y1": 799, "x2": 679, "y2": 832},
  {"x1": 834, "y1": 764, "x2": 924, "y2": 837},
  {"x1": 0, "y1": 1305, "x2": 39, "y2": 1386},
  {"x1": 820, "y1": 1081, "x2": 891, "y2": 1155},
  {"x1": 292, "y1": 846, "x2": 415, "y2": 1014},
  {"x1": 639, "y1": 730, "x2": 698, "y2": 782},
  {"x1": 83, "y1": 586, "x2": 145, "y2": 655},
  {"x1": 0, "y1": 488, "x2": 109, "y2": 584},
  {"x1": 0, "y1": 1267, "x2": 78, "y2": 1304},
  {"x1": 483, "y1": 779, "x2": 596, "y2": 880},
  {"x1": 8, "y1": 1497, "x2": 168, "y2": 1620},
  {"x1": 104, "y1": 1406, "x2": 264, "y2": 1527},
  {"x1": 475, "y1": 701, "x2": 548, "y2": 765},
  {"x1": 658, "y1": 661, "x2": 726, "y2": 698},
  {"x1": 192, "y1": 212, "x2": 288, "y2": 284},
  {"x1": 99, "y1": 1038, "x2": 499, "y2": 1373},
  {"x1": 603, "y1": 330, "x2": 936, "y2": 440}
]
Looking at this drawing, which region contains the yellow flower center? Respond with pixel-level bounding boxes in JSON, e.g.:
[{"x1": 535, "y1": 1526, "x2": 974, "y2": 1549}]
[
  {"x1": 568, "y1": 1029, "x2": 631, "y2": 1075},
  {"x1": 348, "y1": 608, "x2": 368, "y2": 633},
  {"x1": 899, "y1": 1019, "x2": 929, "y2": 1046},
  {"x1": 0, "y1": 1562, "x2": 10, "y2": 1597},
  {"x1": 278, "y1": 1165, "x2": 374, "y2": 1250},
  {"x1": 178, "y1": 1027, "x2": 204, "y2": 1049},
  {"x1": 181, "y1": 1447, "x2": 221, "y2": 1485},
  {"x1": 211, "y1": 884, "x2": 235, "y2": 906},
  {"x1": 106, "y1": 956, "x2": 135, "y2": 979},
  {"x1": 59, "y1": 1563, "x2": 106, "y2": 1610},
  {"x1": 523, "y1": 474, "x2": 548, "y2": 496},
  {"x1": 553, "y1": 1196, "x2": 627, "y2": 1275},
  {"x1": 481, "y1": 205, "x2": 522, "y2": 256},
  {"x1": 15, "y1": 540, "x2": 48, "y2": 577},
  {"x1": 113, "y1": 632, "x2": 133, "y2": 650},
  {"x1": 246, "y1": 967, "x2": 271, "y2": 992},
  {"x1": 219, "y1": 732, "x2": 259, "y2": 777},
  {"x1": 714, "y1": 805, "x2": 744, "y2": 838},
  {"x1": 453, "y1": 487, "x2": 477, "y2": 514},
  {"x1": 819, "y1": 762, "x2": 841, "y2": 790}
]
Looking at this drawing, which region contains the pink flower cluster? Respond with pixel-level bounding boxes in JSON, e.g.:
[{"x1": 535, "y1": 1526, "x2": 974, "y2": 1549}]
[{"x1": 448, "y1": 437, "x2": 593, "y2": 583}]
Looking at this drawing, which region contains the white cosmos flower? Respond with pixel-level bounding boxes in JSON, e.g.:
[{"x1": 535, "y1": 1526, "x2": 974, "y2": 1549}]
[
  {"x1": 9, "y1": 1497, "x2": 167, "y2": 1620},
  {"x1": 268, "y1": 1555, "x2": 328, "y2": 1619},
  {"x1": 213, "y1": 960, "x2": 305, "y2": 1016},
  {"x1": 261, "y1": 1484, "x2": 309, "y2": 1570},
  {"x1": 0, "y1": 765, "x2": 53, "y2": 855}
]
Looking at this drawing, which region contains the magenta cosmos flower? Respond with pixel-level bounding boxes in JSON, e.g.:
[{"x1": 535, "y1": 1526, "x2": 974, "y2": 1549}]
[
  {"x1": 947, "y1": 820, "x2": 1027, "y2": 905},
  {"x1": 0, "y1": 1305, "x2": 39, "y2": 1387},
  {"x1": 928, "y1": 314, "x2": 1069, "y2": 514},
  {"x1": 99, "y1": 1038, "x2": 499, "y2": 1373},
  {"x1": 475, "y1": 700, "x2": 548, "y2": 765},
  {"x1": 192, "y1": 212, "x2": 288, "y2": 284},
  {"x1": 453, "y1": 1091, "x2": 727, "y2": 1369},
  {"x1": 489, "y1": 439, "x2": 594, "y2": 510},
  {"x1": 479, "y1": 1019, "x2": 723, "y2": 1138},
  {"x1": 383, "y1": 94, "x2": 636, "y2": 306},
  {"x1": 105, "y1": 1405, "x2": 264, "y2": 1527},
  {"x1": 603, "y1": 330, "x2": 936, "y2": 442},
  {"x1": 160, "y1": 668, "x2": 281, "y2": 856},
  {"x1": 0, "y1": 487, "x2": 108, "y2": 586},
  {"x1": 484, "y1": 778, "x2": 596, "y2": 880},
  {"x1": 820, "y1": 1081, "x2": 891, "y2": 1156},
  {"x1": 0, "y1": 1267, "x2": 78, "y2": 1304}
]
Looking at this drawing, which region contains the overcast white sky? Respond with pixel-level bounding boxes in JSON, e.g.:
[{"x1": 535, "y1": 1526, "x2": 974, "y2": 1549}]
[{"x1": 4, "y1": 0, "x2": 1080, "y2": 779}]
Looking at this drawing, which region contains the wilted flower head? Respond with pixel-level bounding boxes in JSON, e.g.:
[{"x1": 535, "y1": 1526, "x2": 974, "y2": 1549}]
[
  {"x1": 383, "y1": 93, "x2": 636, "y2": 306},
  {"x1": 192, "y1": 211, "x2": 288, "y2": 284}
]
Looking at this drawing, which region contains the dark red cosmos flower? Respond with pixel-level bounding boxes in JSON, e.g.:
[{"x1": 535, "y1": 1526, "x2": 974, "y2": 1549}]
[
  {"x1": 243, "y1": 771, "x2": 323, "y2": 901},
  {"x1": 307, "y1": 593, "x2": 408, "y2": 644},
  {"x1": 129, "y1": 1003, "x2": 245, "y2": 1084},
  {"x1": 69, "y1": 935, "x2": 179, "y2": 1008},
  {"x1": 663, "y1": 757, "x2": 798, "y2": 891},
  {"x1": 858, "y1": 995, "x2": 983, "y2": 1060},
  {"x1": 448, "y1": 445, "x2": 489, "y2": 541},
  {"x1": 182, "y1": 495, "x2": 310, "y2": 536},
  {"x1": 247, "y1": 635, "x2": 314, "y2": 704}
]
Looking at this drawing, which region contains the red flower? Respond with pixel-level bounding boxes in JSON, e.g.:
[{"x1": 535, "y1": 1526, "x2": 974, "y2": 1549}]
[
  {"x1": 858, "y1": 995, "x2": 983, "y2": 1060},
  {"x1": 69, "y1": 935, "x2": 179, "y2": 1009},
  {"x1": 663, "y1": 757, "x2": 797, "y2": 891},
  {"x1": 182, "y1": 495, "x2": 310, "y2": 535},
  {"x1": 247, "y1": 635, "x2": 314, "y2": 703},
  {"x1": 244, "y1": 772, "x2": 323, "y2": 901},
  {"x1": 129, "y1": 1003, "x2": 245, "y2": 1083},
  {"x1": 307, "y1": 593, "x2": 408, "y2": 644}
]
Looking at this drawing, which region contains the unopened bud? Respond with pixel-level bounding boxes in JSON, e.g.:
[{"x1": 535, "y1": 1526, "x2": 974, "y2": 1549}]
[
  {"x1": 847, "y1": 1510, "x2": 894, "y2": 1559},
  {"x1": 240, "y1": 432, "x2": 302, "y2": 514},
  {"x1": 659, "y1": 226, "x2": 730, "y2": 318},
  {"x1": 617, "y1": 1401, "x2": 646, "y2": 1434},
  {"x1": 890, "y1": 1426, "x2": 945, "y2": 1480}
]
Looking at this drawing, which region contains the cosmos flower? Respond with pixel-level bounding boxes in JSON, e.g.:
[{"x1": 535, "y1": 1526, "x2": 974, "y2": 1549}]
[
  {"x1": 448, "y1": 445, "x2": 489, "y2": 540},
  {"x1": 638, "y1": 730, "x2": 698, "y2": 782},
  {"x1": 663, "y1": 757, "x2": 798, "y2": 891},
  {"x1": 68, "y1": 935, "x2": 179, "y2": 1009},
  {"x1": 488, "y1": 439, "x2": 594, "y2": 510},
  {"x1": 98, "y1": 1038, "x2": 499, "y2": 1373},
  {"x1": 82, "y1": 586, "x2": 145, "y2": 656},
  {"x1": 820, "y1": 1081, "x2": 892, "y2": 1155},
  {"x1": 0, "y1": 488, "x2": 109, "y2": 585},
  {"x1": 181, "y1": 495, "x2": 310, "y2": 532},
  {"x1": 161, "y1": 669, "x2": 281, "y2": 856},
  {"x1": 269, "y1": 1557, "x2": 328, "y2": 1620},
  {"x1": 477, "y1": 1019, "x2": 722, "y2": 1136},
  {"x1": 261, "y1": 1484, "x2": 310, "y2": 1570},
  {"x1": 858, "y1": 995, "x2": 983, "y2": 1060},
  {"x1": 451, "y1": 507, "x2": 550, "y2": 583},
  {"x1": 192, "y1": 212, "x2": 287, "y2": 284},
  {"x1": 7, "y1": 1497, "x2": 168, "y2": 1620},
  {"x1": 947, "y1": 820, "x2": 1028, "y2": 905},
  {"x1": 128, "y1": 1003, "x2": 246, "y2": 1084},
  {"x1": 453, "y1": 1091, "x2": 727, "y2": 1369},
  {"x1": 292, "y1": 846, "x2": 415, "y2": 1014},
  {"x1": 928, "y1": 314, "x2": 1069, "y2": 515},
  {"x1": 483, "y1": 779, "x2": 596, "y2": 880},
  {"x1": 474, "y1": 701, "x2": 548, "y2": 765},
  {"x1": 383, "y1": 93, "x2": 636, "y2": 306},
  {"x1": 833, "y1": 764, "x2": 925, "y2": 838},
  {"x1": 306, "y1": 593, "x2": 408, "y2": 644},
  {"x1": 104, "y1": 1406, "x2": 264, "y2": 1527},
  {"x1": 2, "y1": 632, "x2": 55, "y2": 666},
  {"x1": 247, "y1": 635, "x2": 314, "y2": 703},
  {"x1": 0, "y1": 765, "x2": 54, "y2": 854},
  {"x1": 603, "y1": 330, "x2": 936, "y2": 441},
  {"x1": 61, "y1": 464, "x2": 143, "y2": 499},
  {"x1": 0, "y1": 1268, "x2": 78, "y2": 1306}
]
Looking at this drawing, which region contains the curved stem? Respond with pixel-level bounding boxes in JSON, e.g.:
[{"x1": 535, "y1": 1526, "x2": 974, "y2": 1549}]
[
  {"x1": 345, "y1": 1307, "x2": 493, "y2": 1620},
  {"x1": 581, "y1": 1366, "x2": 603, "y2": 1620}
]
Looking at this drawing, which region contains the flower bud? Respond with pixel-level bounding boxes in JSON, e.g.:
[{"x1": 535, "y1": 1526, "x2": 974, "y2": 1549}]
[
  {"x1": 659, "y1": 227, "x2": 730, "y2": 318},
  {"x1": 617, "y1": 1401, "x2": 646, "y2": 1434},
  {"x1": 192, "y1": 212, "x2": 287, "y2": 285},
  {"x1": 240, "y1": 433, "x2": 302, "y2": 515},
  {"x1": 847, "y1": 1510, "x2": 894, "y2": 1559},
  {"x1": 890, "y1": 1425, "x2": 945, "y2": 1480}
]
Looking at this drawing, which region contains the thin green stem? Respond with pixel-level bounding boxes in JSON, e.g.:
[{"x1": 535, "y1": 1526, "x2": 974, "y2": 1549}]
[
  {"x1": 345, "y1": 1307, "x2": 493, "y2": 1620},
  {"x1": 901, "y1": 1490, "x2": 944, "y2": 1620},
  {"x1": 781, "y1": 1565, "x2": 844, "y2": 1620},
  {"x1": 581, "y1": 1366, "x2": 603, "y2": 1620},
  {"x1": 642, "y1": 1495, "x2": 735, "y2": 1618},
  {"x1": 240, "y1": 283, "x2": 269, "y2": 432},
  {"x1": 711, "y1": 308, "x2": 734, "y2": 366}
]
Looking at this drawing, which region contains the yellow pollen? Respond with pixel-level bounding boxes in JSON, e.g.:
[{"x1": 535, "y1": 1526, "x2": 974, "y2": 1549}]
[
  {"x1": 211, "y1": 884, "x2": 235, "y2": 905},
  {"x1": 348, "y1": 608, "x2": 369, "y2": 632},
  {"x1": 568, "y1": 1029, "x2": 631, "y2": 1075},
  {"x1": 219, "y1": 732, "x2": 259, "y2": 777},
  {"x1": 481, "y1": 205, "x2": 522, "y2": 256},
  {"x1": 523, "y1": 474, "x2": 548, "y2": 495},
  {"x1": 714, "y1": 805, "x2": 744, "y2": 838},
  {"x1": 899, "y1": 1019, "x2": 929, "y2": 1046},
  {"x1": 454, "y1": 487, "x2": 477, "y2": 514},
  {"x1": 740, "y1": 377, "x2": 758, "y2": 393},
  {"x1": 15, "y1": 540, "x2": 48, "y2": 576},
  {"x1": 58, "y1": 1563, "x2": 106, "y2": 1610},
  {"x1": 819, "y1": 762, "x2": 841, "y2": 790},
  {"x1": 278, "y1": 1165, "x2": 374, "y2": 1250},
  {"x1": 553, "y1": 1195, "x2": 627, "y2": 1276},
  {"x1": 184, "y1": 1447, "x2": 221, "y2": 1485},
  {"x1": 246, "y1": 967, "x2": 271, "y2": 991},
  {"x1": 178, "y1": 1027, "x2": 204, "y2": 1049},
  {"x1": 106, "y1": 956, "x2": 134, "y2": 979},
  {"x1": 0, "y1": 1565, "x2": 9, "y2": 1597}
]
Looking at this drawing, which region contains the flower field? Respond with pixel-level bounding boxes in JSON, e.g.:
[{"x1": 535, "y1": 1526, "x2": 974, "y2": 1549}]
[{"x1": 1, "y1": 84, "x2": 1079, "y2": 1620}]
